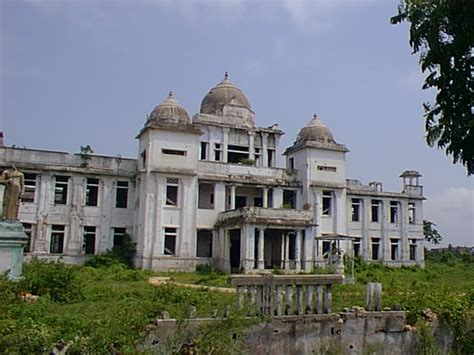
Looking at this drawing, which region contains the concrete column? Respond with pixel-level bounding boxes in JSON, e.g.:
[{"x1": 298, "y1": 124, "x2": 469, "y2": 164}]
[
  {"x1": 303, "y1": 227, "x2": 314, "y2": 272},
  {"x1": 258, "y1": 228, "x2": 265, "y2": 270},
  {"x1": 242, "y1": 225, "x2": 255, "y2": 271},
  {"x1": 280, "y1": 232, "x2": 285, "y2": 268},
  {"x1": 249, "y1": 131, "x2": 255, "y2": 161},
  {"x1": 262, "y1": 187, "x2": 268, "y2": 208},
  {"x1": 362, "y1": 198, "x2": 370, "y2": 259},
  {"x1": 223, "y1": 128, "x2": 229, "y2": 163},
  {"x1": 399, "y1": 200, "x2": 408, "y2": 261},
  {"x1": 214, "y1": 183, "x2": 226, "y2": 212},
  {"x1": 273, "y1": 187, "x2": 283, "y2": 208},
  {"x1": 261, "y1": 132, "x2": 268, "y2": 167},
  {"x1": 284, "y1": 233, "x2": 290, "y2": 270},
  {"x1": 381, "y1": 200, "x2": 390, "y2": 261},
  {"x1": 295, "y1": 229, "x2": 302, "y2": 271},
  {"x1": 230, "y1": 185, "x2": 236, "y2": 210}
]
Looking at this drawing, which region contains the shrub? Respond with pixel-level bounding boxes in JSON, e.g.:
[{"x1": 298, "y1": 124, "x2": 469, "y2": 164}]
[
  {"x1": 19, "y1": 259, "x2": 83, "y2": 303},
  {"x1": 85, "y1": 233, "x2": 136, "y2": 269}
]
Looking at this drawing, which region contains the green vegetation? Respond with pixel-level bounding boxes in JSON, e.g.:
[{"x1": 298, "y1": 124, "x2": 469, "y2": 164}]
[
  {"x1": 0, "y1": 260, "x2": 235, "y2": 353},
  {"x1": 1, "y1": 251, "x2": 473, "y2": 353}
]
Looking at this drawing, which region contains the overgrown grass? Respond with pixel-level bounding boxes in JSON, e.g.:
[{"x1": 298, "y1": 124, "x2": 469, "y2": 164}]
[{"x1": 0, "y1": 260, "x2": 235, "y2": 353}]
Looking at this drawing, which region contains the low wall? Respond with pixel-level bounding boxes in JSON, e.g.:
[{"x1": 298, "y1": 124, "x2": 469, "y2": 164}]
[{"x1": 144, "y1": 309, "x2": 453, "y2": 354}]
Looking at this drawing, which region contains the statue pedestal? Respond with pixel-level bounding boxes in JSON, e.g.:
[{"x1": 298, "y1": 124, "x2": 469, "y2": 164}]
[{"x1": 0, "y1": 220, "x2": 27, "y2": 280}]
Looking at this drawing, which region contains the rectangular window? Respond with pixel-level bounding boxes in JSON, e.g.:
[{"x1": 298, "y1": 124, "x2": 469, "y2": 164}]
[
  {"x1": 267, "y1": 149, "x2": 275, "y2": 167},
  {"x1": 322, "y1": 191, "x2": 332, "y2": 216},
  {"x1": 254, "y1": 147, "x2": 261, "y2": 166},
  {"x1": 390, "y1": 201, "x2": 398, "y2": 224},
  {"x1": 115, "y1": 181, "x2": 129, "y2": 208},
  {"x1": 283, "y1": 190, "x2": 296, "y2": 209},
  {"x1": 85, "y1": 178, "x2": 99, "y2": 206},
  {"x1": 351, "y1": 198, "x2": 361, "y2": 222},
  {"x1": 214, "y1": 143, "x2": 222, "y2": 161},
  {"x1": 409, "y1": 239, "x2": 417, "y2": 261},
  {"x1": 196, "y1": 229, "x2": 213, "y2": 258},
  {"x1": 253, "y1": 197, "x2": 263, "y2": 207},
  {"x1": 198, "y1": 182, "x2": 215, "y2": 209},
  {"x1": 23, "y1": 223, "x2": 35, "y2": 253},
  {"x1": 235, "y1": 196, "x2": 247, "y2": 208},
  {"x1": 371, "y1": 200, "x2": 380, "y2": 222},
  {"x1": 113, "y1": 227, "x2": 126, "y2": 247},
  {"x1": 166, "y1": 178, "x2": 179, "y2": 206},
  {"x1": 200, "y1": 142, "x2": 208, "y2": 160},
  {"x1": 50, "y1": 225, "x2": 65, "y2": 254},
  {"x1": 54, "y1": 176, "x2": 69, "y2": 205},
  {"x1": 288, "y1": 157, "x2": 294, "y2": 170},
  {"x1": 227, "y1": 145, "x2": 249, "y2": 164},
  {"x1": 322, "y1": 241, "x2": 331, "y2": 258},
  {"x1": 83, "y1": 226, "x2": 96, "y2": 255},
  {"x1": 141, "y1": 149, "x2": 147, "y2": 168},
  {"x1": 371, "y1": 238, "x2": 380, "y2": 260},
  {"x1": 164, "y1": 227, "x2": 177, "y2": 255},
  {"x1": 162, "y1": 148, "x2": 187, "y2": 156},
  {"x1": 408, "y1": 202, "x2": 416, "y2": 224},
  {"x1": 317, "y1": 166, "x2": 337, "y2": 172},
  {"x1": 390, "y1": 238, "x2": 399, "y2": 261},
  {"x1": 22, "y1": 173, "x2": 37, "y2": 203},
  {"x1": 353, "y1": 239, "x2": 361, "y2": 257}
]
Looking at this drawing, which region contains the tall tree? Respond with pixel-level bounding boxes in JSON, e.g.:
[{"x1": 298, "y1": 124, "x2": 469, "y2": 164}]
[
  {"x1": 423, "y1": 219, "x2": 443, "y2": 245},
  {"x1": 391, "y1": 0, "x2": 474, "y2": 175}
]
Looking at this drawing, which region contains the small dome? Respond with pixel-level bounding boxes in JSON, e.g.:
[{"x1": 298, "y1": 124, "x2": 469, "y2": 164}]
[
  {"x1": 200, "y1": 72, "x2": 251, "y2": 115},
  {"x1": 296, "y1": 114, "x2": 335, "y2": 144},
  {"x1": 148, "y1": 91, "x2": 190, "y2": 125}
]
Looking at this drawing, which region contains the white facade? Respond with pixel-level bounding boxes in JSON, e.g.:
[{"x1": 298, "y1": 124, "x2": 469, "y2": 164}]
[{"x1": 1, "y1": 75, "x2": 425, "y2": 272}]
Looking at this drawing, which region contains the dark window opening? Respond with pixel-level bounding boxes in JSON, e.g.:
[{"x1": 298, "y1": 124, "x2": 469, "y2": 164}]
[
  {"x1": 200, "y1": 142, "x2": 208, "y2": 160},
  {"x1": 283, "y1": 190, "x2": 296, "y2": 209},
  {"x1": 198, "y1": 183, "x2": 215, "y2": 209},
  {"x1": 254, "y1": 197, "x2": 263, "y2": 207},
  {"x1": 164, "y1": 227, "x2": 177, "y2": 255},
  {"x1": 166, "y1": 178, "x2": 178, "y2": 206},
  {"x1": 371, "y1": 238, "x2": 380, "y2": 260},
  {"x1": 23, "y1": 223, "x2": 34, "y2": 253},
  {"x1": 267, "y1": 149, "x2": 275, "y2": 167},
  {"x1": 317, "y1": 166, "x2": 337, "y2": 172},
  {"x1": 197, "y1": 229, "x2": 213, "y2": 258},
  {"x1": 288, "y1": 158, "x2": 294, "y2": 170},
  {"x1": 322, "y1": 241, "x2": 331, "y2": 258},
  {"x1": 115, "y1": 181, "x2": 129, "y2": 208},
  {"x1": 83, "y1": 226, "x2": 96, "y2": 255},
  {"x1": 214, "y1": 143, "x2": 222, "y2": 161},
  {"x1": 322, "y1": 191, "x2": 332, "y2": 216},
  {"x1": 162, "y1": 148, "x2": 187, "y2": 156},
  {"x1": 235, "y1": 196, "x2": 247, "y2": 208},
  {"x1": 267, "y1": 189, "x2": 274, "y2": 208},
  {"x1": 351, "y1": 199, "x2": 360, "y2": 222},
  {"x1": 409, "y1": 240, "x2": 417, "y2": 261},
  {"x1": 141, "y1": 149, "x2": 147, "y2": 167},
  {"x1": 86, "y1": 178, "x2": 99, "y2": 206},
  {"x1": 227, "y1": 145, "x2": 249, "y2": 164},
  {"x1": 390, "y1": 239, "x2": 399, "y2": 261},
  {"x1": 22, "y1": 173, "x2": 37, "y2": 203},
  {"x1": 54, "y1": 176, "x2": 69, "y2": 205},
  {"x1": 353, "y1": 240, "x2": 361, "y2": 257},
  {"x1": 390, "y1": 201, "x2": 398, "y2": 224},
  {"x1": 113, "y1": 227, "x2": 126, "y2": 247},
  {"x1": 50, "y1": 225, "x2": 65, "y2": 254},
  {"x1": 371, "y1": 200, "x2": 380, "y2": 222},
  {"x1": 408, "y1": 202, "x2": 416, "y2": 224}
]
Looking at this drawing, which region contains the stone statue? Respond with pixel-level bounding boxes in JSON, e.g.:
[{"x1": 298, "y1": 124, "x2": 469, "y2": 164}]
[{"x1": 0, "y1": 165, "x2": 24, "y2": 220}]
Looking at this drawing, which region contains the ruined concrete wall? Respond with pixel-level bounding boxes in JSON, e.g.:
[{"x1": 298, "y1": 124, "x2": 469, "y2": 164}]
[{"x1": 146, "y1": 311, "x2": 453, "y2": 355}]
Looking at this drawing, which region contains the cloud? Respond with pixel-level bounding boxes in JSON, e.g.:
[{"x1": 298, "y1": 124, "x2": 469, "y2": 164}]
[
  {"x1": 20, "y1": 0, "x2": 376, "y2": 34},
  {"x1": 424, "y1": 187, "x2": 474, "y2": 247}
]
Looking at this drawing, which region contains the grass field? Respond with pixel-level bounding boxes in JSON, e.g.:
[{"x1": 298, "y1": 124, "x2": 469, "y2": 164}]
[{"x1": 1, "y1": 252, "x2": 473, "y2": 353}]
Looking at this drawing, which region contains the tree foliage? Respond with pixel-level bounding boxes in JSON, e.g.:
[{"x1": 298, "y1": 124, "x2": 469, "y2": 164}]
[
  {"x1": 423, "y1": 219, "x2": 443, "y2": 244},
  {"x1": 391, "y1": 0, "x2": 474, "y2": 175}
]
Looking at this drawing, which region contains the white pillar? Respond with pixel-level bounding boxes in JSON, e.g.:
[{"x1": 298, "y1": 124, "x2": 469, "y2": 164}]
[
  {"x1": 284, "y1": 233, "x2": 290, "y2": 270},
  {"x1": 230, "y1": 185, "x2": 236, "y2": 210},
  {"x1": 258, "y1": 228, "x2": 265, "y2": 270},
  {"x1": 249, "y1": 131, "x2": 255, "y2": 161},
  {"x1": 223, "y1": 128, "x2": 229, "y2": 163},
  {"x1": 303, "y1": 227, "x2": 314, "y2": 272},
  {"x1": 295, "y1": 230, "x2": 302, "y2": 271},
  {"x1": 262, "y1": 187, "x2": 268, "y2": 208},
  {"x1": 242, "y1": 225, "x2": 255, "y2": 271}
]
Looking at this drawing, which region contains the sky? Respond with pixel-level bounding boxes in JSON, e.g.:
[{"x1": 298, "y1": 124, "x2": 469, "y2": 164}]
[{"x1": 1, "y1": 0, "x2": 472, "y2": 247}]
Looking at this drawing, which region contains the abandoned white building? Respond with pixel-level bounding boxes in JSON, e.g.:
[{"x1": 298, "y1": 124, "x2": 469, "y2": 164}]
[{"x1": 0, "y1": 74, "x2": 425, "y2": 272}]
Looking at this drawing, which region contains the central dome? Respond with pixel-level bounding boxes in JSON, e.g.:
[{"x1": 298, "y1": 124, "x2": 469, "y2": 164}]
[{"x1": 200, "y1": 72, "x2": 251, "y2": 115}]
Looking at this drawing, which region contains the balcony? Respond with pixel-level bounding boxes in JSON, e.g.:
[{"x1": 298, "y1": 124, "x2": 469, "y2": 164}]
[{"x1": 216, "y1": 207, "x2": 314, "y2": 228}]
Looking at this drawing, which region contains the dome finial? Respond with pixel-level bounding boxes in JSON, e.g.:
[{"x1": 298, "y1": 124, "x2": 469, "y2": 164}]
[
  {"x1": 313, "y1": 113, "x2": 318, "y2": 119},
  {"x1": 224, "y1": 71, "x2": 229, "y2": 79},
  {"x1": 168, "y1": 90, "x2": 174, "y2": 98}
]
